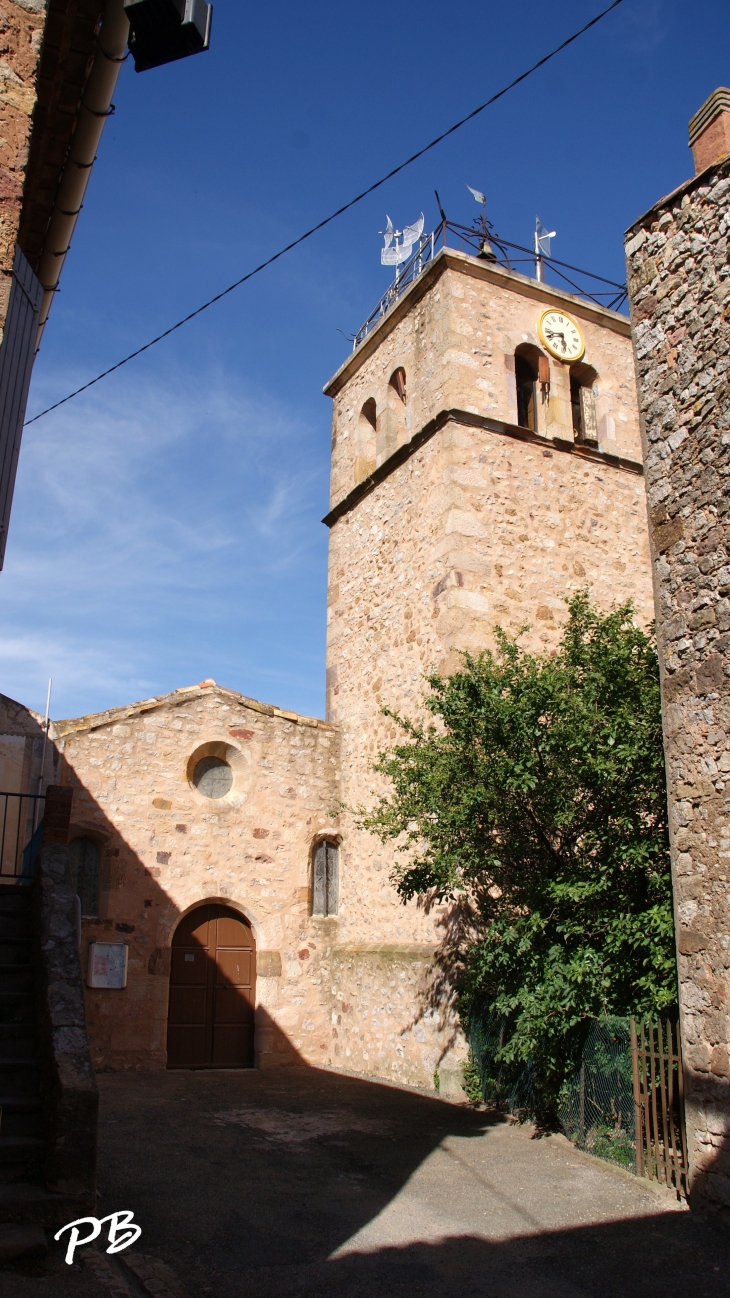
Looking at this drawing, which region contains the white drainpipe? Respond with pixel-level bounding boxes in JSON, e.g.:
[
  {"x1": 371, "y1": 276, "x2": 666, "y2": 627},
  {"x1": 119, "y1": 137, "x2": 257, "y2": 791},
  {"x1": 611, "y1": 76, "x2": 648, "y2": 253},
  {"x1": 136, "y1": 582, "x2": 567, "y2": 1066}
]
[{"x1": 35, "y1": 0, "x2": 129, "y2": 350}]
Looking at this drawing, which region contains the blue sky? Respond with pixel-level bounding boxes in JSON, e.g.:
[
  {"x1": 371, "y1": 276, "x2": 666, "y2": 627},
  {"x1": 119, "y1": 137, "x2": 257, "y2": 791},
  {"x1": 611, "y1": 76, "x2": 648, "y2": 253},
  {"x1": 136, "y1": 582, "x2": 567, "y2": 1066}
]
[{"x1": 2, "y1": 0, "x2": 727, "y2": 720}]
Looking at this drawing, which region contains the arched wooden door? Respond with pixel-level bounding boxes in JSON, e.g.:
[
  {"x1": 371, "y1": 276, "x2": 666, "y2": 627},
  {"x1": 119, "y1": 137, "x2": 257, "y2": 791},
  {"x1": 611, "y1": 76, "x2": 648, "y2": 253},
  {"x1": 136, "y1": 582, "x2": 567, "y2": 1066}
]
[{"x1": 167, "y1": 905, "x2": 256, "y2": 1069}]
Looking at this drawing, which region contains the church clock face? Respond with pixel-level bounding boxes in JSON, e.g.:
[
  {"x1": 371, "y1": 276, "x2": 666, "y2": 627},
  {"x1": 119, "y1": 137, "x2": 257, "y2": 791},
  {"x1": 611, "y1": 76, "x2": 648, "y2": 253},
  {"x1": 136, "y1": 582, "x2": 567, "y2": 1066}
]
[{"x1": 538, "y1": 309, "x2": 585, "y2": 362}]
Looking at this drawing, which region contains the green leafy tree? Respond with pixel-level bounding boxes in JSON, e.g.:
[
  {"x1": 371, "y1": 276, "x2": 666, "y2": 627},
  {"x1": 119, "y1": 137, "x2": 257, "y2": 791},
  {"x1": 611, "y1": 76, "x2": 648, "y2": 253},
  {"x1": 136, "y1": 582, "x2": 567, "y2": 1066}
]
[{"x1": 359, "y1": 592, "x2": 676, "y2": 1120}]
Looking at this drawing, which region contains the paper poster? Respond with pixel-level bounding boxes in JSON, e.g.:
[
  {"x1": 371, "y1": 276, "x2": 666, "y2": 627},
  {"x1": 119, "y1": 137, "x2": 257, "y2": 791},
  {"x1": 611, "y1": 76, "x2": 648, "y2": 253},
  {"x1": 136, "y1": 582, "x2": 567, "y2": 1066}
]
[{"x1": 87, "y1": 942, "x2": 128, "y2": 989}]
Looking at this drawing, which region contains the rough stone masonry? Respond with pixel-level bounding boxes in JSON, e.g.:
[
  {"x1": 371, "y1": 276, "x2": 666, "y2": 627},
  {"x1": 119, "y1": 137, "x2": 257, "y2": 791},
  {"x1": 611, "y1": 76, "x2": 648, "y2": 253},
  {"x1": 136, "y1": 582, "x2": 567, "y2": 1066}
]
[{"x1": 625, "y1": 87, "x2": 730, "y2": 1210}]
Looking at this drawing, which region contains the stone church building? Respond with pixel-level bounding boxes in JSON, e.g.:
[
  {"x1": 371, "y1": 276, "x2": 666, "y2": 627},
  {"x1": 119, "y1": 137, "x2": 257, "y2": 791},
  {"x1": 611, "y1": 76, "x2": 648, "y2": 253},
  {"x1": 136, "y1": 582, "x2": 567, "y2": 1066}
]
[{"x1": 2, "y1": 242, "x2": 654, "y2": 1093}]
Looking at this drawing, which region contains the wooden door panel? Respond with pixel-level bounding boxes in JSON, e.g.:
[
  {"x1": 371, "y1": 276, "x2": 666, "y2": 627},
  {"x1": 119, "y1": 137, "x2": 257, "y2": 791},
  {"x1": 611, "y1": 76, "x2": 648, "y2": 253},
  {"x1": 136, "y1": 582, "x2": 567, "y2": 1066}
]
[
  {"x1": 214, "y1": 985, "x2": 254, "y2": 1024},
  {"x1": 215, "y1": 949, "x2": 252, "y2": 986},
  {"x1": 168, "y1": 905, "x2": 256, "y2": 1069},
  {"x1": 170, "y1": 948, "x2": 208, "y2": 985},
  {"x1": 167, "y1": 1025, "x2": 206, "y2": 1069},
  {"x1": 174, "y1": 908, "x2": 213, "y2": 946},
  {"x1": 216, "y1": 915, "x2": 252, "y2": 947},
  {"x1": 212, "y1": 1024, "x2": 254, "y2": 1067},
  {"x1": 168, "y1": 985, "x2": 207, "y2": 1025}
]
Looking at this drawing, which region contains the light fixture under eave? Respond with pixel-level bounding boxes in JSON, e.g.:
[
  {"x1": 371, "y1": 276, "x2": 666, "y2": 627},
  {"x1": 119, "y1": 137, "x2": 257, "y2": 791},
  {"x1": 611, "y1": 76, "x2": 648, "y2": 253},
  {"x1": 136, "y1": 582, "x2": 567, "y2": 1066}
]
[{"x1": 124, "y1": 0, "x2": 212, "y2": 73}]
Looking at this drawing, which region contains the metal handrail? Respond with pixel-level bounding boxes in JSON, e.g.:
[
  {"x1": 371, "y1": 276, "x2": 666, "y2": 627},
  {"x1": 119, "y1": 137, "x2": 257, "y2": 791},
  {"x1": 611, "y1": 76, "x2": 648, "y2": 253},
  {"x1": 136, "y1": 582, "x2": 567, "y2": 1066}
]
[
  {"x1": 351, "y1": 219, "x2": 628, "y2": 351},
  {"x1": 352, "y1": 225, "x2": 443, "y2": 349},
  {"x1": 446, "y1": 220, "x2": 628, "y2": 311},
  {"x1": 0, "y1": 792, "x2": 45, "y2": 882}
]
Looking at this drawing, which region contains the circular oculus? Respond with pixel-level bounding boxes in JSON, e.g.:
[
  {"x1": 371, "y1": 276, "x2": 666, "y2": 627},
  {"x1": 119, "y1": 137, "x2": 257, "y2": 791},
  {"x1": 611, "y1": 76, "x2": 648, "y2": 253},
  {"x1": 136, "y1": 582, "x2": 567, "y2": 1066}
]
[{"x1": 193, "y1": 755, "x2": 233, "y2": 799}]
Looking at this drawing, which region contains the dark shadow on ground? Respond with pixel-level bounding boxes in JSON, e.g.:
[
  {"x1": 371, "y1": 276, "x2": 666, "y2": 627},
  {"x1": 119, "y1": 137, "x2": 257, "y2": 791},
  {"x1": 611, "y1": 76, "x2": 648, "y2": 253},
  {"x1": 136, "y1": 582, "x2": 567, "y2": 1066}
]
[
  {"x1": 87, "y1": 1067, "x2": 730, "y2": 1297},
  {"x1": 4, "y1": 1064, "x2": 730, "y2": 1296}
]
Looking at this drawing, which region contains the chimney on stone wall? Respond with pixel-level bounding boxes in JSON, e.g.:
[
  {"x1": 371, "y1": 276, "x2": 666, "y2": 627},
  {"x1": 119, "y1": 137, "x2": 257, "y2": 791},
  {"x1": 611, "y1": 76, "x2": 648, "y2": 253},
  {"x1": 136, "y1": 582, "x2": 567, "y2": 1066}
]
[{"x1": 689, "y1": 87, "x2": 730, "y2": 175}]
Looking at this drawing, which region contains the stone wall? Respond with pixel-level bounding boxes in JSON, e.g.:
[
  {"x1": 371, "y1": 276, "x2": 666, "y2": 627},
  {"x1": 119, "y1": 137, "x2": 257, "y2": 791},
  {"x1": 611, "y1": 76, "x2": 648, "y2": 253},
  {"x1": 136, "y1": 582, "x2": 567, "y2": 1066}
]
[
  {"x1": 0, "y1": 691, "x2": 57, "y2": 793},
  {"x1": 625, "y1": 154, "x2": 730, "y2": 1209},
  {"x1": 0, "y1": 0, "x2": 47, "y2": 332},
  {"x1": 324, "y1": 255, "x2": 654, "y2": 1093},
  {"x1": 329, "y1": 943, "x2": 474, "y2": 1095},
  {"x1": 324, "y1": 416, "x2": 653, "y2": 1088},
  {"x1": 325, "y1": 250, "x2": 643, "y2": 511},
  {"x1": 35, "y1": 789, "x2": 98, "y2": 1214},
  {"x1": 54, "y1": 682, "x2": 341, "y2": 1072}
]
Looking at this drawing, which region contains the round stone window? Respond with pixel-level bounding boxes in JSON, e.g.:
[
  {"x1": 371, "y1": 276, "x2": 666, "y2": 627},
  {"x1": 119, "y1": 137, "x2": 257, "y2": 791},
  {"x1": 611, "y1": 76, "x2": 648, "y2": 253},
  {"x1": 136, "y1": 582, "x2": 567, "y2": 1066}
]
[{"x1": 192, "y1": 755, "x2": 233, "y2": 799}]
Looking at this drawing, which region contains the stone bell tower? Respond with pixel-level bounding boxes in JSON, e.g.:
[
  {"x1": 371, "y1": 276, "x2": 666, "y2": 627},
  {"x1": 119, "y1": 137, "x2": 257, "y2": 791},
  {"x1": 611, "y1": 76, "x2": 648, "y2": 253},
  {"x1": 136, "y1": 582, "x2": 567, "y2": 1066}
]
[{"x1": 321, "y1": 243, "x2": 653, "y2": 1091}]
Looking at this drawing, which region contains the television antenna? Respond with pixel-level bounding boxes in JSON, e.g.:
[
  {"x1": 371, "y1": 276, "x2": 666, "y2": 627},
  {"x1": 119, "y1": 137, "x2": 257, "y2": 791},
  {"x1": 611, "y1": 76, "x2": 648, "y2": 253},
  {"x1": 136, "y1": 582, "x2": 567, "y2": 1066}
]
[
  {"x1": 380, "y1": 213, "x2": 425, "y2": 281},
  {"x1": 534, "y1": 216, "x2": 556, "y2": 283}
]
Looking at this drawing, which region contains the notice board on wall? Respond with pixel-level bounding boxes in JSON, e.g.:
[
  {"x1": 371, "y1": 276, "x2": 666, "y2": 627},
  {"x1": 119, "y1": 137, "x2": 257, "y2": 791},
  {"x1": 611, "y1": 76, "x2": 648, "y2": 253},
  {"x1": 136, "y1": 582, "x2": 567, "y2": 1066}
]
[{"x1": 87, "y1": 942, "x2": 128, "y2": 989}]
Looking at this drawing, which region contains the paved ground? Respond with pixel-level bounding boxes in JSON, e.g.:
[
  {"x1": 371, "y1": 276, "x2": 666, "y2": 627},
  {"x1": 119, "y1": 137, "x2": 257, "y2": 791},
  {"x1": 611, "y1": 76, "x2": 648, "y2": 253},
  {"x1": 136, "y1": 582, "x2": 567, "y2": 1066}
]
[{"x1": 3, "y1": 1065, "x2": 730, "y2": 1297}]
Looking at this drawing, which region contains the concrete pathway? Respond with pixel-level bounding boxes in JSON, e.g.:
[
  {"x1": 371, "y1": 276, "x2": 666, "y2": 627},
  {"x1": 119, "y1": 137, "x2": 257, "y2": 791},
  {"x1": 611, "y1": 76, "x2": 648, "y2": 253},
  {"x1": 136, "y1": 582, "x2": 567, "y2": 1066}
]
[{"x1": 3, "y1": 1065, "x2": 729, "y2": 1297}]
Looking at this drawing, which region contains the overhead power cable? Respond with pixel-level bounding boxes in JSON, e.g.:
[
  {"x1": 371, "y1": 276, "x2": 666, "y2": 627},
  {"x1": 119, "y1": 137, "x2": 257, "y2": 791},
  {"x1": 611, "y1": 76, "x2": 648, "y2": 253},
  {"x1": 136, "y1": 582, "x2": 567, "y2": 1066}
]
[{"x1": 26, "y1": 0, "x2": 624, "y2": 427}]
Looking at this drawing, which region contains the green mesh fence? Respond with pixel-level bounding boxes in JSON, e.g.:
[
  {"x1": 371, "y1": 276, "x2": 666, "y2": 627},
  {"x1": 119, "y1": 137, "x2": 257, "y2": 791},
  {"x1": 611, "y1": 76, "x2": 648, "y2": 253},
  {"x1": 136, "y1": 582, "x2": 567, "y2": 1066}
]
[
  {"x1": 468, "y1": 1013, "x2": 636, "y2": 1171},
  {"x1": 557, "y1": 1017, "x2": 635, "y2": 1169},
  {"x1": 468, "y1": 1009, "x2": 537, "y2": 1116}
]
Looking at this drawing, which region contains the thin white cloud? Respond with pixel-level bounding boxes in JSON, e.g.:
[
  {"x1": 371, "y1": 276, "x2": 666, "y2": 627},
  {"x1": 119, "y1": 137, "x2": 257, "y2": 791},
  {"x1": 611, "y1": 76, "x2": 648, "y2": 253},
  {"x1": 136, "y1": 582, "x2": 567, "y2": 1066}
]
[{"x1": 1, "y1": 364, "x2": 329, "y2": 719}]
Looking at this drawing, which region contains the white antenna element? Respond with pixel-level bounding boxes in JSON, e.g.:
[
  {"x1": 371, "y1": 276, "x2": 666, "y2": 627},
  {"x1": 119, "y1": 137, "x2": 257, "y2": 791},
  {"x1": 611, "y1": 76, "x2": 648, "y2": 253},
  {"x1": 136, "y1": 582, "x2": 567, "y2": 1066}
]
[
  {"x1": 467, "y1": 185, "x2": 486, "y2": 205},
  {"x1": 380, "y1": 213, "x2": 425, "y2": 267},
  {"x1": 534, "y1": 216, "x2": 556, "y2": 283}
]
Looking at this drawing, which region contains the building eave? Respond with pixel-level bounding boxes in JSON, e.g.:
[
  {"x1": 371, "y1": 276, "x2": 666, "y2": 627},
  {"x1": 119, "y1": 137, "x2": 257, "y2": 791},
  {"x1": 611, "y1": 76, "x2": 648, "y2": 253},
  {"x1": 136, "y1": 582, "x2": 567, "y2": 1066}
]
[
  {"x1": 18, "y1": 0, "x2": 106, "y2": 272},
  {"x1": 323, "y1": 407, "x2": 643, "y2": 528}
]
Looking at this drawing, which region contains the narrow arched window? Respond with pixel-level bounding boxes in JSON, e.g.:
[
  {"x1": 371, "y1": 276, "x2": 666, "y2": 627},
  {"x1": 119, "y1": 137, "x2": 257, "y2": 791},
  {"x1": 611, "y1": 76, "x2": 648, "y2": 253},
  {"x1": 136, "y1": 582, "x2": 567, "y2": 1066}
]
[
  {"x1": 355, "y1": 399, "x2": 377, "y2": 484},
  {"x1": 389, "y1": 368, "x2": 406, "y2": 404},
  {"x1": 515, "y1": 353, "x2": 537, "y2": 430},
  {"x1": 360, "y1": 397, "x2": 377, "y2": 430},
  {"x1": 570, "y1": 363, "x2": 598, "y2": 443},
  {"x1": 69, "y1": 837, "x2": 100, "y2": 918},
  {"x1": 312, "y1": 840, "x2": 339, "y2": 916}
]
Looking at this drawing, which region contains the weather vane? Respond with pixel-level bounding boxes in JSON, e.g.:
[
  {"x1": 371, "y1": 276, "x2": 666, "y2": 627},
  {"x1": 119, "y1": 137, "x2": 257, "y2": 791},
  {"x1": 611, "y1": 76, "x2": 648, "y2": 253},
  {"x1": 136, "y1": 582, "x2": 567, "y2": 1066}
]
[{"x1": 466, "y1": 184, "x2": 499, "y2": 261}]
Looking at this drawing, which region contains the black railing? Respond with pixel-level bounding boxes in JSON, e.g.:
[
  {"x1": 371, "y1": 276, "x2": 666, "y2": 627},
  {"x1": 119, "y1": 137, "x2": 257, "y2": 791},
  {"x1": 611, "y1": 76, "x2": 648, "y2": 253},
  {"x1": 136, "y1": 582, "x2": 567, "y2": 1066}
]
[
  {"x1": 351, "y1": 219, "x2": 628, "y2": 351},
  {"x1": 352, "y1": 226, "x2": 442, "y2": 349},
  {"x1": 444, "y1": 220, "x2": 629, "y2": 312},
  {"x1": 0, "y1": 792, "x2": 45, "y2": 882}
]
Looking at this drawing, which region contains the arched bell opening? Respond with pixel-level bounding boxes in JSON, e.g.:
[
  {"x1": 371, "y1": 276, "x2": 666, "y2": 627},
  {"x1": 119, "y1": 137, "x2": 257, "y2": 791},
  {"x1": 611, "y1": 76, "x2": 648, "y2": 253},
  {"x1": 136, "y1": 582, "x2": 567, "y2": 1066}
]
[
  {"x1": 570, "y1": 361, "x2": 599, "y2": 443},
  {"x1": 514, "y1": 343, "x2": 547, "y2": 432},
  {"x1": 376, "y1": 368, "x2": 408, "y2": 464}
]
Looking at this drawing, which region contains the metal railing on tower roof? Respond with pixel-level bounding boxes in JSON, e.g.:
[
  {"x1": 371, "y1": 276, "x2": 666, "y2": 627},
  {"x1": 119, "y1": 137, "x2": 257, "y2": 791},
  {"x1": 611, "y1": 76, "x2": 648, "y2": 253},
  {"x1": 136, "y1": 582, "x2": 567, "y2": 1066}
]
[{"x1": 349, "y1": 219, "x2": 628, "y2": 352}]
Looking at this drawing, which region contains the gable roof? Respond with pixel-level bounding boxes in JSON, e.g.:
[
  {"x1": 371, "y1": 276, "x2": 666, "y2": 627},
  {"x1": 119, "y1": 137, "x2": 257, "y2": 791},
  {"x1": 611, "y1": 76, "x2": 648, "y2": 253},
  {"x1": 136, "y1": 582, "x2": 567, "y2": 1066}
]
[{"x1": 53, "y1": 680, "x2": 334, "y2": 739}]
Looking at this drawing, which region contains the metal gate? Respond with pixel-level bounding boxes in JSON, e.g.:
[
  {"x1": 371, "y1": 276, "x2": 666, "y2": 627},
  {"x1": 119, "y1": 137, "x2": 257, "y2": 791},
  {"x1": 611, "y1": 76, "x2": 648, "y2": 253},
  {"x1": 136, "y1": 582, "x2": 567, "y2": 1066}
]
[{"x1": 630, "y1": 1017, "x2": 688, "y2": 1196}]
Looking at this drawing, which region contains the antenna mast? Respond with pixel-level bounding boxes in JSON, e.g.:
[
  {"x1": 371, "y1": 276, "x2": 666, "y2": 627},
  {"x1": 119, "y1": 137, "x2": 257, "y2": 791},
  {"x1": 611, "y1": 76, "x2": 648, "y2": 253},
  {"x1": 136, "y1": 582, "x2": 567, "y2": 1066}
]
[{"x1": 534, "y1": 216, "x2": 556, "y2": 283}]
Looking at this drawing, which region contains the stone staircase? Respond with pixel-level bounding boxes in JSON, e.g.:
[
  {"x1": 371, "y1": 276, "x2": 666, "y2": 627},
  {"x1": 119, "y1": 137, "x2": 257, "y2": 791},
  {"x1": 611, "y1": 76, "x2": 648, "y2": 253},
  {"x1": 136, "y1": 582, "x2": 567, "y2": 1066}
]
[{"x1": 0, "y1": 885, "x2": 45, "y2": 1184}]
